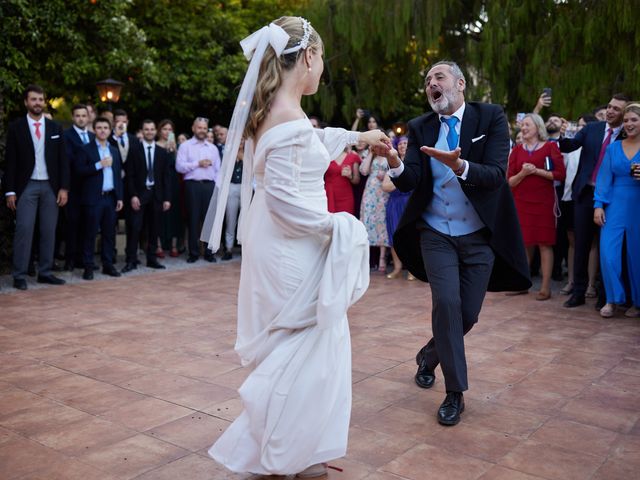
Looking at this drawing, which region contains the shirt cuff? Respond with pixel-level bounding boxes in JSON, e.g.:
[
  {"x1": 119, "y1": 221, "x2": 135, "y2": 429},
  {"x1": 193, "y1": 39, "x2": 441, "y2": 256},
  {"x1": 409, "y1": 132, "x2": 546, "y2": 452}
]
[
  {"x1": 347, "y1": 131, "x2": 360, "y2": 146},
  {"x1": 95, "y1": 161, "x2": 102, "y2": 170},
  {"x1": 5, "y1": 192, "x2": 16, "y2": 197},
  {"x1": 457, "y1": 160, "x2": 470, "y2": 180},
  {"x1": 594, "y1": 201, "x2": 603, "y2": 209},
  {"x1": 388, "y1": 162, "x2": 405, "y2": 178}
]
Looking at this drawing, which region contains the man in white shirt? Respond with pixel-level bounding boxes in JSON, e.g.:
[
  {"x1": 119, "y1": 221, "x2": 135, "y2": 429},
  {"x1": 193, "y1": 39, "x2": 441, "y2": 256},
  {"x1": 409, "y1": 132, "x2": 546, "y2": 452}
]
[{"x1": 3, "y1": 84, "x2": 69, "y2": 290}]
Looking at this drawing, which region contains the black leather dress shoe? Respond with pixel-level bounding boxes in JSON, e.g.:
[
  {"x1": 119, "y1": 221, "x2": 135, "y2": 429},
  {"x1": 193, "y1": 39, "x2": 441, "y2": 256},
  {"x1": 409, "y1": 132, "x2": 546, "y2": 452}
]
[
  {"x1": 221, "y1": 252, "x2": 232, "y2": 261},
  {"x1": 187, "y1": 255, "x2": 198, "y2": 263},
  {"x1": 563, "y1": 294, "x2": 585, "y2": 308},
  {"x1": 64, "y1": 261, "x2": 75, "y2": 271},
  {"x1": 438, "y1": 392, "x2": 464, "y2": 426},
  {"x1": 415, "y1": 351, "x2": 436, "y2": 389},
  {"x1": 204, "y1": 254, "x2": 217, "y2": 263},
  {"x1": 82, "y1": 269, "x2": 94, "y2": 280},
  {"x1": 147, "y1": 261, "x2": 166, "y2": 269},
  {"x1": 102, "y1": 265, "x2": 121, "y2": 277},
  {"x1": 121, "y1": 263, "x2": 137, "y2": 273},
  {"x1": 37, "y1": 275, "x2": 66, "y2": 285},
  {"x1": 13, "y1": 279, "x2": 27, "y2": 290}
]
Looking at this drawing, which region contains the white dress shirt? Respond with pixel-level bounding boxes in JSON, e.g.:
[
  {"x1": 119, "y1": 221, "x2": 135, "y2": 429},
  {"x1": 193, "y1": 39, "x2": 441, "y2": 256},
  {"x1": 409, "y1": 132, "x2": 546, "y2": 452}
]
[{"x1": 27, "y1": 115, "x2": 48, "y2": 180}]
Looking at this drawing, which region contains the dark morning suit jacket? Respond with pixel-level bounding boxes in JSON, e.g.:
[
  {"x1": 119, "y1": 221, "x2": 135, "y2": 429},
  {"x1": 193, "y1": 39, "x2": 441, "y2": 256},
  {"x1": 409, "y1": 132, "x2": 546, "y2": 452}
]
[
  {"x1": 391, "y1": 101, "x2": 531, "y2": 292},
  {"x1": 3, "y1": 117, "x2": 69, "y2": 198},
  {"x1": 108, "y1": 133, "x2": 139, "y2": 162},
  {"x1": 75, "y1": 142, "x2": 123, "y2": 206},
  {"x1": 558, "y1": 121, "x2": 625, "y2": 201},
  {"x1": 63, "y1": 127, "x2": 95, "y2": 195},
  {"x1": 126, "y1": 142, "x2": 172, "y2": 206}
]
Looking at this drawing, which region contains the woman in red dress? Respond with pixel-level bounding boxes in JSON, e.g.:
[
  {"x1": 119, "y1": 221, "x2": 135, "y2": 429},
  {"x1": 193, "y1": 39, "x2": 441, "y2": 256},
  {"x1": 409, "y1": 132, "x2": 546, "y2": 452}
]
[
  {"x1": 508, "y1": 113, "x2": 566, "y2": 300},
  {"x1": 324, "y1": 146, "x2": 361, "y2": 214}
]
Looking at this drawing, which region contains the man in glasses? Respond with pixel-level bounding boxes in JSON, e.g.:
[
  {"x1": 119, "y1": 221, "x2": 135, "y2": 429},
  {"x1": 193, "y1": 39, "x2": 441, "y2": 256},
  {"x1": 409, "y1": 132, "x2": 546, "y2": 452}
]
[{"x1": 176, "y1": 116, "x2": 221, "y2": 263}]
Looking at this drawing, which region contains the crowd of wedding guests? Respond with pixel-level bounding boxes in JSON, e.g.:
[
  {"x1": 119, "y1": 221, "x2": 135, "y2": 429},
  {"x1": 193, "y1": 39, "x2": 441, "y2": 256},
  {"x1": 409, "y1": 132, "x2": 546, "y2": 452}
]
[
  {"x1": 2, "y1": 84, "x2": 238, "y2": 290},
  {"x1": 3, "y1": 84, "x2": 639, "y2": 320}
]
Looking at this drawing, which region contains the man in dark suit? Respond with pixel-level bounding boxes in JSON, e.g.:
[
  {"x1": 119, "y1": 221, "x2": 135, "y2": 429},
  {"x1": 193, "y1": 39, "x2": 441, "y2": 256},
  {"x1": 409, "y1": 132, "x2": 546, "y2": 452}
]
[
  {"x1": 62, "y1": 103, "x2": 95, "y2": 271},
  {"x1": 4, "y1": 84, "x2": 69, "y2": 290},
  {"x1": 76, "y1": 117, "x2": 124, "y2": 280},
  {"x1": 108, "y1": 109, "x2": 139, "y2": 262},
  {"x1": 122, "y1": 119, "x2": 171, "y2": 272},
  {"x1": 382, "y1": 61, "x2": 530, "y2": 426},
  {"x1": 559, "y1": 94, "x2": 628, "y2": 308}
]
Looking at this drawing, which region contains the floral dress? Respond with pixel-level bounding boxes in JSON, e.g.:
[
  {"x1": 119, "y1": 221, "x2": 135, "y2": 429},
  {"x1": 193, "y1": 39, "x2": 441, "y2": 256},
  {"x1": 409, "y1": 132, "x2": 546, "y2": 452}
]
[{"x1": 360, "y1": 156, "x2": 390, "y2": 246}]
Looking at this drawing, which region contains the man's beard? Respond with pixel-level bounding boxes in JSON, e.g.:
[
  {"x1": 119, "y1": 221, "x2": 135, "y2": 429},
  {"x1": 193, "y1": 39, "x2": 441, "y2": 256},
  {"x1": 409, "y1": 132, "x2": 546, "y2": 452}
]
[
  {"x1": 547, "y1": 125, "x2": 560, "y2": 134},
  {"x1": 28, "y1": 105, "x2": 43, "y2": 116},
  {"x1": 428, "y1": 88, "x2": 458, "y2": 114}
]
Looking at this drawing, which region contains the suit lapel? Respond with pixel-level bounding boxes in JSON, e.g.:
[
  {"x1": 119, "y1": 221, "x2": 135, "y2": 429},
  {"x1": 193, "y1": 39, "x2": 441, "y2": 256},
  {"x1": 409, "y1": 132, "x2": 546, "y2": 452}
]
[
  {"x1": 459, "y1": 103, "x2": 478, "y2": 160},
  {"x1": 420, "y1": 113, "x2": 440, "y2": 147},
  {"x1": 142, "y1": 143, "x2": 150, "y2": 176},
  {"x1": 152, "y1": 147, "x2": 160, "y2": 179},
  {"x1": 20, "y1": 117, "x2": 36, "y2": 160},
  {"x1": 44, "y1": 118, "x2": 53, "y2": 164}
]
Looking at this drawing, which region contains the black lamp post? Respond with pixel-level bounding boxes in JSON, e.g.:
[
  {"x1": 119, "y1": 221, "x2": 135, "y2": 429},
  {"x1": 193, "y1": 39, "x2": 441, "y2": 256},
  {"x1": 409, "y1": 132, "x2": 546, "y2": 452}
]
[{"x1": 96, "y1": 78, "x2": 124, "y2": 107}]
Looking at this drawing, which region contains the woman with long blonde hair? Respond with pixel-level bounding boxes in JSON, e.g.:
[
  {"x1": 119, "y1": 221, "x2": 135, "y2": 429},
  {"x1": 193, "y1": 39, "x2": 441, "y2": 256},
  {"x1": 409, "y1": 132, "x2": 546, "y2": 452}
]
[{"x1": 203, "y1": 16, "x2": 389, "y2": 477}]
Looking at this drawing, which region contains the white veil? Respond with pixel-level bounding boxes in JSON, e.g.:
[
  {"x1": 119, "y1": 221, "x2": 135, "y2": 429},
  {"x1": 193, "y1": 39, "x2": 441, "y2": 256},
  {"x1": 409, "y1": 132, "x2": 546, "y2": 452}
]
[{"x1": 201, "y1": 22, "x2": 296, "y2": 252}]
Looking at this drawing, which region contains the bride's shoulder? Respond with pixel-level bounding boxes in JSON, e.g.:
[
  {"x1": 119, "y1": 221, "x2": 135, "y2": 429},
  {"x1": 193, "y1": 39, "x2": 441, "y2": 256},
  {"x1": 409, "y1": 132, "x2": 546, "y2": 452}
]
[
  {"x1": 269, "y1": 106, "x2": 305, "y2": 125},
  {"x1": 255, "y1": 108, "x2": 310, "y2": 147}
]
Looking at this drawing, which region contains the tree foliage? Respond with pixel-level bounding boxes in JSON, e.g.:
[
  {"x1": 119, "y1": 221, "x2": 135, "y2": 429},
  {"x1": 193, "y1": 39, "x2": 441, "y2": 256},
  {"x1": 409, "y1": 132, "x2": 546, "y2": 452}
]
[
  {"x1": 0, "y1": 0, "x2": 156, "y2": 114},
  {"x1": 469, "y1": 0, "x2": 640, "y2": 117},
  {"x1": 305, "y1": 0, "x2": 458, "y2": 125}
]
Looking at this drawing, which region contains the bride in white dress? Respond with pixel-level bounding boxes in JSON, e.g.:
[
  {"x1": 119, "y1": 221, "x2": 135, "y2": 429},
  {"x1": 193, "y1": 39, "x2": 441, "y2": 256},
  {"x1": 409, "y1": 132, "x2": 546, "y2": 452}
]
[{"x1": 201, "y1": 16, "x2": 391, "y2": 478}]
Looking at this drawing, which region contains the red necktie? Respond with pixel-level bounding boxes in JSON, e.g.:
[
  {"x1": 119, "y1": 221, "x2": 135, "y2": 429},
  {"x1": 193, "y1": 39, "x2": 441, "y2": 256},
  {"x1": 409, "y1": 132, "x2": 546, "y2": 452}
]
[
  {"x1": 34, "y1": 122, "x2": 42, "y2": 140},
  {"x1": 591, "y1": 127, "x2": 613, "y2": 183}
]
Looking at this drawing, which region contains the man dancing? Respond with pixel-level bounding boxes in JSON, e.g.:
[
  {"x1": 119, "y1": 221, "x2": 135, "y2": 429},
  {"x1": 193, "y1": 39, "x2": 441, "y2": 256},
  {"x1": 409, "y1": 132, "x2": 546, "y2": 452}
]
[{"x1": 382, "y1": 61, "x2": 530, "y2": 425}]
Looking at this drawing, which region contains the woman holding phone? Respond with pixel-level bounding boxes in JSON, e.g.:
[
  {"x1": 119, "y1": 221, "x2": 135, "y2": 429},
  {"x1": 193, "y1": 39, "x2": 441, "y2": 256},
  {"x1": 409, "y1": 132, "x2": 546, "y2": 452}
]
[{"x1": 508, "y1": 113, "x2": 565, "y2": 300}]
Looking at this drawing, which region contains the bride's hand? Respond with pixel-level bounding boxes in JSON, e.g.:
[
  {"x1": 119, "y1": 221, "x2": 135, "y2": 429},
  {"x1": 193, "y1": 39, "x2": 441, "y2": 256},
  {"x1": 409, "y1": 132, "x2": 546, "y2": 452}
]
[{"x1": 359, "y1": 129, "x2": 390, "y2": 151}]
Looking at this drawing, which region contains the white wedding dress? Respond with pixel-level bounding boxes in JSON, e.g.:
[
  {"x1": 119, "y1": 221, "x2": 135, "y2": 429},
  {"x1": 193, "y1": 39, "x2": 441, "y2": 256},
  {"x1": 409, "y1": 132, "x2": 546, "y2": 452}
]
[{"x1": 209, "y1": 119, "x2": 370, "y2": 475}]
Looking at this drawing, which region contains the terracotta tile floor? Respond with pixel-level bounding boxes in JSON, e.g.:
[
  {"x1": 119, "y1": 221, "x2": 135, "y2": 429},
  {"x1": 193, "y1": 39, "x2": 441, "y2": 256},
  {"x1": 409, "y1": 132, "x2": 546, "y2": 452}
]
[{"x1": 1, "y1": 261, "x2": 639, "y2": 479}]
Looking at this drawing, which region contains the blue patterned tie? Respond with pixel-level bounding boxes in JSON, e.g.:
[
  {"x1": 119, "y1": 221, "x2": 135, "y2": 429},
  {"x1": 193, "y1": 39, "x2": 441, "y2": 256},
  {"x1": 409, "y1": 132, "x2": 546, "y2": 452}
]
[
  {"x1": 81, "y1": 131, "x2": 89, "y2": 144},
  {"x1": 441, "y1": 116, "x2": 459, "y2": 151}
]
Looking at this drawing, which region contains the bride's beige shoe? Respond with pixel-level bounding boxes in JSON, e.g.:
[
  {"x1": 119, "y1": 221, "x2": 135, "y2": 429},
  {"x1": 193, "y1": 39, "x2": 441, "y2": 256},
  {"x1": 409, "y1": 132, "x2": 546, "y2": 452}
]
[{"x1": 296, "y1": 463, "x2": 328, "y2": 478}]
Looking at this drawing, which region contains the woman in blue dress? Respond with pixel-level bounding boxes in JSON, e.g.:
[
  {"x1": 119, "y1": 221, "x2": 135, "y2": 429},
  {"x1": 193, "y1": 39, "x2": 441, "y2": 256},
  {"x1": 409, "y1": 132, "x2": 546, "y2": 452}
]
[{"x1": 594, "y1": 103, "x2": 640, "y2": 318}]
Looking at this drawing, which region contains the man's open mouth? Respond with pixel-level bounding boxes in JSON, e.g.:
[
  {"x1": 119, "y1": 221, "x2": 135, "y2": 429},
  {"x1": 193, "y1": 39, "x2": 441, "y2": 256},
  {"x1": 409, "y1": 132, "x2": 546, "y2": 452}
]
[{"x1": 431, "y1": 90, "x2": 443, "y2": 101}]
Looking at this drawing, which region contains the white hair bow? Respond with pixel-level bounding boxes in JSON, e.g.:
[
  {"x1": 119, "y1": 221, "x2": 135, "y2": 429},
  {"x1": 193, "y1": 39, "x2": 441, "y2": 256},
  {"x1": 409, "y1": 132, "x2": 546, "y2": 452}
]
[
  {"x1": 240, "y1": 23, "x2": 290, "y2": 60},
  {"x1": 201, "y1": 22, "x2": 291, "y2": 252}
]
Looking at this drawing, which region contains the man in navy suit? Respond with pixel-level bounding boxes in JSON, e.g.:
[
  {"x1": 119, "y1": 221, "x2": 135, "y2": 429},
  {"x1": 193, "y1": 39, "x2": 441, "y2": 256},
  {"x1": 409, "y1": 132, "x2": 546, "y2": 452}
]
[
  {"x1": 560, "y1": 94, "x2": 628, "y2": 308},
  {"x1": 382, "y1": 61, "x2": 530, "y2": 426},
  {"x1": 122, "y1": 119, "x2": 172, "y2": 272},
  {"x1": 4, "y1": 84, "x2": 69, "y2": 290},
  {"x1": 76, "y1": 117, "x2": 124, "y2": 280},
  {"x1": 62, "y1": 104, "x2": 95, "y2": 270}
]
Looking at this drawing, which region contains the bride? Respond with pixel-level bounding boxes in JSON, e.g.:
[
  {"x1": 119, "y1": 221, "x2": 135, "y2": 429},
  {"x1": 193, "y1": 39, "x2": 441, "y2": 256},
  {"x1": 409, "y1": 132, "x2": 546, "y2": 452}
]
[{"x1": 202, "y1": 15, "x2": 390, "y2": 478}]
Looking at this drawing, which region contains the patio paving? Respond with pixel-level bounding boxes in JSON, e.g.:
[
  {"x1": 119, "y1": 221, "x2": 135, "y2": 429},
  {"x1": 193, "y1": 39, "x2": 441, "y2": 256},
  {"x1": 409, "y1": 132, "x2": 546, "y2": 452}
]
[{"x1": 0, "y1": 260, "x2": 639, "y2": 479}]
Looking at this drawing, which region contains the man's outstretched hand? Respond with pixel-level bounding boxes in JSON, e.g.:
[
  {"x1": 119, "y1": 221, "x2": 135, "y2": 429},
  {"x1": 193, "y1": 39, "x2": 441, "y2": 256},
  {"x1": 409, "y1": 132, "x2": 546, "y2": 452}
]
[{"x1": 420, "y1": 146, "x2": 463, "y2": 171}]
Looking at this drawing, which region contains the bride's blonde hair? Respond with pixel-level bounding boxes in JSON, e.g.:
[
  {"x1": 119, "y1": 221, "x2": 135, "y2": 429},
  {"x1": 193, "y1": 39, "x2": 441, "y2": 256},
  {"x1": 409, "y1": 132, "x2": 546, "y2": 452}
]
[{"x1": 244, "y1": 16, "x2": 323, "y2": 138}]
